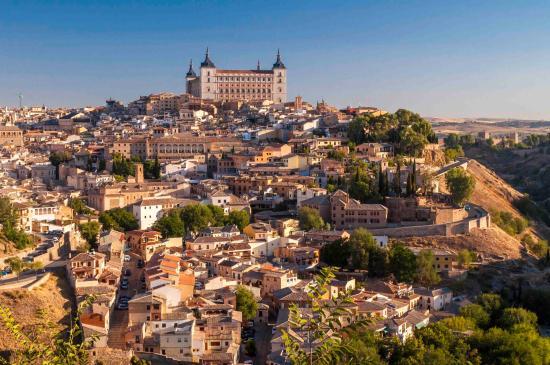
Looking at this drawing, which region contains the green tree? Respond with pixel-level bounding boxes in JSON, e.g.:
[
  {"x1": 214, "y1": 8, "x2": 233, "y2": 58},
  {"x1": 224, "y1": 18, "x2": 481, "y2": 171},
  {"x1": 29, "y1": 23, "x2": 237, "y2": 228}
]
[
  {"x1": 79, "y1": 221, "x2": 100, "y2": 250},
  {"x1": 388, "y1": 243, "x2": 417, "y2": 283},
  {"x1": 457, "y1": 249, "x2": 476, "y2": 269},
  {"x1": 236, "y1": 285, "x2": 258, "y2": 322},
  {"x1": 153, "y1": 209, "x2": 185, "y2": 238},
  {"x1": 226, "y1": 210, "x2": 250, "y2": 231},
  {"x1": 498, "y1": 308, "x2": 538, "y2": 330},
  {"x1": 445, "y1": 167, "x2": 475, "y2": 206},
  {"x1": 0, "y1": 197, "x2": 33, "y2": 250},
  {"x1": 298, "y1": 207, "x2": 325, "y2": 231},
  {"x1": 180, "y1": 204, "x2": 215, "y2": 234},
  {"x1": 281, "y1": 267, "x2": 369, "y2": 365},
  {"x1": 68, "y1": 198, "x2": 92, "y2": 215},
  {"x1": 348, "y1": 117, "x2": 368, "y2": 145},
  {"x1": 49, "y1": 150, "x2": 73, "y2": 179},
  {"x1": 460, "y1": 304, "x2": 490, "y2": 328},
  {"x1": 99, "y1": 208, "x2": 138, "y2": 232},
  {"x1": 415, "y1": 249, "x2": 440, "y2": 287}
]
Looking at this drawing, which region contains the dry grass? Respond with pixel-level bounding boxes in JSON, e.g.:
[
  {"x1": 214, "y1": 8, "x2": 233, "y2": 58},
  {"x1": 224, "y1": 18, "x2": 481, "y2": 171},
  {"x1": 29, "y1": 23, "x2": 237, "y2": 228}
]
[{"x1": 0, "y1": 273, "x2": 72, "y2": 352}]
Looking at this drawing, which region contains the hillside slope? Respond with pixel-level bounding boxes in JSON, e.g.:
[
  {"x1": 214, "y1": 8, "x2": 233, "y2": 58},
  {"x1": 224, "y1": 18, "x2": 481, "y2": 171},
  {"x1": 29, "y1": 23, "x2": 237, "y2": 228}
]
[
  {"x1": 403, "y1": 159, "x2": 535, "y2": 259},
  {"x1": 0, "y1": 274, "x2": 71, "y2": 355}
]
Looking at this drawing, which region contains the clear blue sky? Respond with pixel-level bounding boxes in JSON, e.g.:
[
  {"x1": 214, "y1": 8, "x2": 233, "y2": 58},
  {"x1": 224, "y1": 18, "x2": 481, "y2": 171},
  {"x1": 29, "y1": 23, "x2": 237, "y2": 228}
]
[{"x1": 2, "y1": 0, "x2": 550, "y2": 119}]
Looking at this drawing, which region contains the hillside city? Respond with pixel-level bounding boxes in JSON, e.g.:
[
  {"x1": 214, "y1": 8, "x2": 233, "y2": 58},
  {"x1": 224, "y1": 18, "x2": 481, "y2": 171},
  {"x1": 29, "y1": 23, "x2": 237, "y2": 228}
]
[{"x1": 0, "y1": 51, "x2": 549, "y2": 365}]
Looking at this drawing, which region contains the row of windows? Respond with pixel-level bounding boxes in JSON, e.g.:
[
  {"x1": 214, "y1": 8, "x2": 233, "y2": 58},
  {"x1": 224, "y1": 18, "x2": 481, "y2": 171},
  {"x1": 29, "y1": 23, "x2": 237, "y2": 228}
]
[
  {"x1": 219, "y1": 88, "x2": 271, "y2": 94},
  {"x1": 212, "y1": 76, "x2": 273, "y2": 82}
]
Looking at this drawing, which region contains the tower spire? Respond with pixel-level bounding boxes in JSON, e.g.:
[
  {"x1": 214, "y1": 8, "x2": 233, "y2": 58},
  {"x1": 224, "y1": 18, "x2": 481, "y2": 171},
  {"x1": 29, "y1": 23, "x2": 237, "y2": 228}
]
[
  {"x1": 273, "y1": 48, "x2": 286, "y2": 69},
  {"x1": 201, "y1": 47, "x2": 215, "y2": 68},
  {"x1": 186, "y1": 59, "x2": 196, "y2": 77},
  {"x1": 257, "y1": 60, "x2": 260, "y2": 71}
]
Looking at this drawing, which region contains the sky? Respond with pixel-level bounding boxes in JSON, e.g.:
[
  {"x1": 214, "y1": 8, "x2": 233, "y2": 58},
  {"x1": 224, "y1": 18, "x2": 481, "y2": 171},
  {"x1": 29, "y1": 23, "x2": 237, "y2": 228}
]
[{"x1": 2, "y1": 0, "x2": 550, "y2": 119}]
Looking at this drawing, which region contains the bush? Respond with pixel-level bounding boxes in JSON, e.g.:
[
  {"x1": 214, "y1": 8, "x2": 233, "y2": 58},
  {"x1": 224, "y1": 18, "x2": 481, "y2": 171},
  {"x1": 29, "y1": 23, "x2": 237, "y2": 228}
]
[{"x1": 492, "y1": 210, "x2": 528, "y2": 236}]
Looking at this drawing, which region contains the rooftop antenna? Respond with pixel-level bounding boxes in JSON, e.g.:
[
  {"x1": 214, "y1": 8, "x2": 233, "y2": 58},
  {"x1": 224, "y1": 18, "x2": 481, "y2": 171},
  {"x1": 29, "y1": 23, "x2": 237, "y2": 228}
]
[{"x1": 18, "y1": 93, "x2": 23, "y2": 109}]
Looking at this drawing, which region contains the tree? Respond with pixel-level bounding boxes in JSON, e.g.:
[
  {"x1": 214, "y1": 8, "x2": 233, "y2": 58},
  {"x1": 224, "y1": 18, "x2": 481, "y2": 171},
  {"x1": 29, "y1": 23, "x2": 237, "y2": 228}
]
[
  {"x1": 457, "y1": 249, "x2": 476, "y2": 269},
  {"x1": 153, "y1": 209, "x2": 184, "y2": 238},
  {"x1": 498, "y1": 308, "x2": 538, "y2": 330},
  {"x1": 348, "y1": 117, "x2": 368, "y2": 145},
  {"x1": 99, "y1": 208, "x2": 138, "y2": 232},
  {"x1": 0, "y1": 295, "x2": 96, "y2": 364},
  {"x1": 236, "y1": 285, "x2": 258, "y2": 322},
  {"x1": 445, "y1": 167, "x2": 475, "y2": 206},
  {"x1": 281, "y1": 267, "x2": 369, "y2": 365},
  {"x1": 0, "y1": 197, "x2": 33, "y2": 250},
  {"x1": 180, "y1": 204, "x2": 215, "y2": 234},
  {"x1": 298, "y1": 207, "x2": 325, "y2": 231},
  {"x1": 444, "y1": 133, "x2": 461, "y2": 148},
  {"x1": 226, "y1": 210, "x2": 250, "y2": 231},
  {"x1": 392, "y1": 161, "x2": 402, "y2": 196},
  {"x1": 459, "y1": 304, "x2": 490, "y2": 328},
  {"x1": 49, "y1": 151, "x2": 72, "y2": 180},
  {"x1": 388, "y1": 243, "x2": 417, "y2": 283},
  {"x1": 415, "y1": 249, "x2": 440, "y2": 287},
  {"x1": 79, "y1": 222, "x2": 100, "y2": 250},
  {"x1": 68, "y1": 198, "x2": 92, "y2": 215},
  {"x1": 4, "y1": 257, "x2": 42, "y2": 282}
]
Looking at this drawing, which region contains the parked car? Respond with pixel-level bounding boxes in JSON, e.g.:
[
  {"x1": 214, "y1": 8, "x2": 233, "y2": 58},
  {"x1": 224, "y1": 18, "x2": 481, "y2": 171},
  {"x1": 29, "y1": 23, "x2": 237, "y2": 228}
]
[
  {"x1": 124, "y1": 255, "x2": 131, "y2": 262},
  {"x1": 125, "y1": 269, "x2": 132, "y2": 277},
  {"x1": 117, "y1": 302, "x2": 128, "y2": 310},
  {"x1": 120, "y1": 279, "x2": 129, "y2": 289},
  {"x1": 136, "y1": 259, "x2": 144, "y2": 268}
]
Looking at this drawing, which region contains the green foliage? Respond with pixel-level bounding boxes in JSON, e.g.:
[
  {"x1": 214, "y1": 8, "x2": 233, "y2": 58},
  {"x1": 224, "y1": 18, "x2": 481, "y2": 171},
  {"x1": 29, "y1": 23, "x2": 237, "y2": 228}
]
[
  {"x1": 68, "y1": 198, "x2": 92, "y2": 215},
  {"x1": 298, "y1": 207, "x2": 325, "y2": 231},
  {"x1": 521, "y1": 235, "x2": 549, "y2": 258},
  {"x1": 520, "y1": 288, "x2": 550, "y2": 325},
  {"x1": 0, "y1": 197, "x2": 33, "y2": 250},
  {"x1": 49, "y1": 151, "x2": 72, "y2": 167},
  {"x1": 513, "y1": 197, "x2": 550, "y2": 226},
  {"x1": 0, "y1": 295, "x2": 96, "y2": 365},
  {"x1": 153, "y1": 209, "x2": 184, "y2": 238},
  {"x1": 236, "y1": 285, "x2": 258, "y2": 322},
  {"x1": 445, "y1": 167, "x2": 475, "y2": 206},
  {"x1": 99, "y1": 208, "x2": 138, "y2": 232},
  {"x1": 111, "y1": 153, "x2": 136, "y2": 177},
  {"x1": 281, "y1": 267, "x2": 370, "y2": 365},
  {"x1": 457, "y1": 249, "x2": 476, "y2": 269},
  {"x1": 143, "y1": 157, "x2": 161, "y2": 179},
  {"x1": 459, "y1": 304, "x2": 490, "y2": 328},
  {"x1": 130, "y1": 356, "x2": 151, "y2": 365},
  {"x1": 327, "y1": 149, "x2": 346, "y2": 161},
  {"x1": 492, "y1": 210, "x2": 529, "y2": 236},
  {"x1": 498, "y1": 307, "x2": 538, "y2": 331},
  {"x1": 245, "y1": 339, "x2": 256, "y2": 356},
  {"x1": 444, "y1": 146, "x2": 465, "y2": 163},
  {"x1": 79, "y1": 221, "x2": 100, "y2": 250},
  {"x1": 388, "y1": 243, "x2": 418, "y2": 283},
  {"x1": 415, "y1": 249, "x2": 440, "y2": 287},
  {"x1": 347, "y1": 109, "x2": 436, "y2": 157},
  {"x1": 444, "y1": 133, "x2": 461, "y2": 148},
  {"x1": 225, "y1": 210, "x2": 250, "y2": 231}
]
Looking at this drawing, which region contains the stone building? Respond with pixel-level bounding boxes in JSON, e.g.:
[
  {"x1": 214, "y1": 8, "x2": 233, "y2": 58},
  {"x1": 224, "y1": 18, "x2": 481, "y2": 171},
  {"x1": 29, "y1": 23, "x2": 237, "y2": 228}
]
[
  {"x1": 0, "y1": 125, "x2": 23, "y2": 147},
  {"x1": 186, "y1": 49, "x2": 287, "y2": 103}
]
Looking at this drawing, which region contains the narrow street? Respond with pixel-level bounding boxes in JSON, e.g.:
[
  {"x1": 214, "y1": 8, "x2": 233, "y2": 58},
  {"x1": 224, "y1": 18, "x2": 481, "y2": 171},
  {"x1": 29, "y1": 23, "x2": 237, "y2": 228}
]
[
  {"x1": 107, "y1": 252, "x2": 144, "y2": 349},
  {"x1": 254, "y1": 323, "x2": 272, "y2": 365}
]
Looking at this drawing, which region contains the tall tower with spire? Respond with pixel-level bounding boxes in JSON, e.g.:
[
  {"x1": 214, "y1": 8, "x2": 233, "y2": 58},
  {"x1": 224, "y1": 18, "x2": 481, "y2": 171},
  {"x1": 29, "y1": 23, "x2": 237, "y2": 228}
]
[
  {"x1": 199, "y1": 48, "x2": 217, "y2": 99},
  {"x1": 272, "y1": 49, "x2": 287, "y2": 103},
  {"x1": 185, "y1": 59, "x2": 198, "y2": 95}
]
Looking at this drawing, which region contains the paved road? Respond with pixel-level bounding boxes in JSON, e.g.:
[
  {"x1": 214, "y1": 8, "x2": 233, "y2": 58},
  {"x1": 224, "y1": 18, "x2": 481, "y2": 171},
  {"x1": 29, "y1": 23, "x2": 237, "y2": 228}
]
[{"x1": 107, "y1": 252, "x2": 144, "y2": 349}]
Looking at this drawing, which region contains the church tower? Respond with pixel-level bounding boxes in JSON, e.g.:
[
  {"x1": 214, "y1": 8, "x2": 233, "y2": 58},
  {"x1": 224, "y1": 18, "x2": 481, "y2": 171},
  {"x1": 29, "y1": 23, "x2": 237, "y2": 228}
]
[{"x1": 272, "y1": 49, "x2": 287, "y2": 104}]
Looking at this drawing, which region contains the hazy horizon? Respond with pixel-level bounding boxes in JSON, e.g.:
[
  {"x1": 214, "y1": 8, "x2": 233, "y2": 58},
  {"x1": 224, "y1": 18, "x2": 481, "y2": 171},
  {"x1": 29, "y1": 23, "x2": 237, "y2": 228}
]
[{"x1": 2, "y1": 0, "x2": 550, "y2": 119}]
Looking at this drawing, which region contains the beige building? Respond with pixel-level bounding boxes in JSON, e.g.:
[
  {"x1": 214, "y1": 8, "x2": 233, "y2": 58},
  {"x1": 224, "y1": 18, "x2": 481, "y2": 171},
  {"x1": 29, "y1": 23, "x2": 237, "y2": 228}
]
[
  {"x1": 186, "y1": 49, "x2": 287, "y2": 103},
  {"x1": 0, "y1": 125, "x2": 24, "y2": 147},
  {"x1": 330, "y1": 190, "x2": 388, "y2": 230}
]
